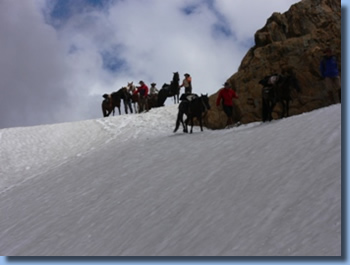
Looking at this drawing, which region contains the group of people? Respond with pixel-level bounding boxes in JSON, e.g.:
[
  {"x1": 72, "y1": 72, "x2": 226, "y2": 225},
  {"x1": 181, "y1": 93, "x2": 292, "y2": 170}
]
[
  {"x1": 133, "y1": 73, "x2": 192, "y2": 97},
  {"x1": 133, "y1": 47, "x2": 341, "y2": 126},
  {"x1": 217, "y1": 47, "x2": 341, "y2": 127},
  {"x1": 131, "y1": 73, "x2": 193, "y2": 111}
]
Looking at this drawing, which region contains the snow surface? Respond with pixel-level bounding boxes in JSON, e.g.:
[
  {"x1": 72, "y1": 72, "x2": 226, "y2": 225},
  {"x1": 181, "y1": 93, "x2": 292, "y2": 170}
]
[{"x1": 0, "y1": 104, "x2": 341, "y2": 256}]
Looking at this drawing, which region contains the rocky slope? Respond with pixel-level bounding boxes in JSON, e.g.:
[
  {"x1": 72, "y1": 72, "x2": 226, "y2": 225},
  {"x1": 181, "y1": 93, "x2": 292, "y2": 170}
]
[{"x1": 206, "y1": 0, "x2": 341, "y2": 129}]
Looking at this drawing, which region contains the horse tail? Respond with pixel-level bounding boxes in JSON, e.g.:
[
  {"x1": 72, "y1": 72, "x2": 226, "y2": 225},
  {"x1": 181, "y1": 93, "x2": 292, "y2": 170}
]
[
  {"x1": 102, "y1": 103, "x2": 106, "y2": 117},
  {"x1": 102, "y1": 100, "x2": 109, "y2": 117},
  {"x1": 174, "y1": 110, "x2": 182, "y2": 132},
  {"x1": 157, "y1": 89, "x2": 166, "y2": 107}
]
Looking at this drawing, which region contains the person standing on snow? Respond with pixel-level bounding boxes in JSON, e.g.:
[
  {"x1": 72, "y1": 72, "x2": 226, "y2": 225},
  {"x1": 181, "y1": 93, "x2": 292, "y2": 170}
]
[
  {"x1": 216, "y1": 82, "x2": 238, "y2": 127},
  {"x1": 320, "y1": 47, "x2": 341, "y2": 103},
  {"x1": 149, "y1": 83, "x2": 159, "y2": 96},
  {"x1": 180, "y1": 73, "x2": 192, "y2": 94},
  {"x1": 134, "y1": 81, "x2": 149, "y2": 112}
]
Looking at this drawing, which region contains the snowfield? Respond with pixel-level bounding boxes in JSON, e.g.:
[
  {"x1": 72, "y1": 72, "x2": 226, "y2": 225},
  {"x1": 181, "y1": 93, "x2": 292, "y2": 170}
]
[{"x1": 0, "y1": 104, "x2": 341, "y2": 256}]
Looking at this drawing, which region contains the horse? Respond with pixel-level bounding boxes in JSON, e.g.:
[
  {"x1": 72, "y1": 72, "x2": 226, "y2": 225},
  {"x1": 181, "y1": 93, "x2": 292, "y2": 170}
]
[
  {"x1": 259, "y1": 72, "x2": 301, "y2": 122},
  {"x1": 174, "y1": 94, "x2": 211, "y2": 134},
  {"x1": 147, "y1": 94, "x2": 158, "y2": 111},
  {"x1": 115, "y1": 87, "x2": 133, "y2": 114},
  {"x1": 101, "y1": 93, "x2": 121, "y2": 117},
  {"x1": 157, "y1": 72, "x2": 180, "y2": 106}
]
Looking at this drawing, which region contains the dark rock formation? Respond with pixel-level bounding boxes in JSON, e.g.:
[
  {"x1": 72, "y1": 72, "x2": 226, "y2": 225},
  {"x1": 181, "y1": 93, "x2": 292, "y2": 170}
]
[{"x1": 206, "y1": 0, "x2": 341, "y2": 129}]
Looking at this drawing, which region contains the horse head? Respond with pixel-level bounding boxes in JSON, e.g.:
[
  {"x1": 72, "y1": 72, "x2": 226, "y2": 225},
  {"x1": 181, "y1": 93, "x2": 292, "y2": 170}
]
[
  {"x1": 200, "y1": 94, "x2": 211, "y2": 111},
  {"x1": 173, "y1": 72, "x2": 180, "y2": 82},
  {"x1": 127, "y1": 82, "x2": 136, "y2": 92}
]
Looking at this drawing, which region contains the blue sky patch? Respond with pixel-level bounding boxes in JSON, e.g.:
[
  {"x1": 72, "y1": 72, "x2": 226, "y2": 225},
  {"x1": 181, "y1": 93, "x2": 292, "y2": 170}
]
[
  {"x1": 45, "y1": 0, "x2": 113, "y2": 28},
  {"x1": 181, "y1": 5, "x2": 199, "y2": 15},
  {"x1": 100, "y1": 46, "x2": 128, "y2": 73},
  {"x1": 68, "y1": 44, "x2": 79, "y2": 54},
  {"x1": 213, "y1": 23, "x2": 232, "y2": 38}
]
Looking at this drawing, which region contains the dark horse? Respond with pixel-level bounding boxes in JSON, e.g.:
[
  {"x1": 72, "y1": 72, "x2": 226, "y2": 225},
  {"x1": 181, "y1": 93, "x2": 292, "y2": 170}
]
[
  {"x1": 147, "y1": 94, "x2": 158, "y2": 111},
  {"x1": 157, "y1": 72, "x2": 180, "y2": 106},
  {"x1": 102, "y1": 93, "x2": 121, "y2": 117},
  {"x1": 116, "y1": 87, "x2": 133, "y2": 114},
  {"x1": 174, "y1": 94, "x2": 211, "y2": 134},
  {"x1": 259, "y1": 73, "x2": 301, "y2": 122}
]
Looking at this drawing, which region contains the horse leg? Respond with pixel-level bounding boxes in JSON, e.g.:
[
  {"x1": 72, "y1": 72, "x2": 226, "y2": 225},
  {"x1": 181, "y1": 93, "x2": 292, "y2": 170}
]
[
  {"x1": 268, "y1": 101, "x2": 274, "y2": 121},
  {"x1": 128, "y1": 101, "x2": 133, "y2": 114},
  {"x1": 102, "y1": 106, "x2": 107, "y2": 117},
  {"x1": 183, "y1": 116, "x2": 188, "y2": 133},
  {"x1": 270, "y1": 102, "x2": 275, "y2": 121},
  {"x1": 123, "y1": 99, "x2": 129, "y2": 114},
  {"x1": 190, "y1": 117, "x2": 194, "y2": 133},
  {"x1": 182, "y1": 116, "x2": 187, "y2": 133},
  {"x1": 286, "y1": 100, "x2": 290, "y2": 117},
  {"x1": 280, "y1": 101, "x2": 286, "y2": 118},
  {"x1": 199, "y1": 116, "x2": 203, "y2": 131},
  {"x1": 262, "y1": 99, "x2": 267, "y2": 122}
]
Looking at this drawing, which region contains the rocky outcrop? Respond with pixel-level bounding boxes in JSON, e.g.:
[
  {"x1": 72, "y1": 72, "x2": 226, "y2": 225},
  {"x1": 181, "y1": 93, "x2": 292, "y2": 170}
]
[{"x1": 205, "y1": 0, "x2": 341, "y2": 129}]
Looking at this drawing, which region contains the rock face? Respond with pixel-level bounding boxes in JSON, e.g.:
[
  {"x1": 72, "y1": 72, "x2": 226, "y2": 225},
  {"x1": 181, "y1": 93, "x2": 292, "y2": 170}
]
[{"x1": 205, "y1": 0, "x2": 341, "y2": 129}]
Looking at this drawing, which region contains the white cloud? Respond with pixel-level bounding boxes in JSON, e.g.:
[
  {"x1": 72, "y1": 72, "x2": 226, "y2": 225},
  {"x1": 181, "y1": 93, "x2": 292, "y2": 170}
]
[
  {"x1": 0, "y1": 0, "x2": 300, "y2": 128},
  {"x1": 214, "y1": 0, "x2": 300, "y2": 41}
]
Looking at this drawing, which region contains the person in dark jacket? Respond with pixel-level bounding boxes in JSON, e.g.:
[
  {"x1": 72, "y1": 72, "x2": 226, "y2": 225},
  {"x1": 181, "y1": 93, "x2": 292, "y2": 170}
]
[
  {"x1": 320, "y1": 48, "x2": 341, "y2": 103},
  {"x1": 216, "y1": 82, "x2": 239, "y2": 127}
]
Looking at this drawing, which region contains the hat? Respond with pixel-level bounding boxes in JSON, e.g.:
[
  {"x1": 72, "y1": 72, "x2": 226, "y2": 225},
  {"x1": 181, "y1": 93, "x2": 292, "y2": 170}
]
[
  {"x1": 151, "y1": 82, "x2": 156, "y2": 86},
  {"x1": 184, "y1": 73, "x2": 190, "y2": 77}
]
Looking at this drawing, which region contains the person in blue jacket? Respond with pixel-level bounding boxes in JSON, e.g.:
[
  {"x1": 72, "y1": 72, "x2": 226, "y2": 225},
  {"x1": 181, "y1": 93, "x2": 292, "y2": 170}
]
[{"x1": 320, "y1": 48, "x2": 341, "y2": 103}]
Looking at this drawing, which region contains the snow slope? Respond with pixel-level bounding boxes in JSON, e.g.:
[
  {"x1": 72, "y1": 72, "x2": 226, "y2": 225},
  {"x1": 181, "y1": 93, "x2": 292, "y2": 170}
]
[{"x1": 0, "y1": 104, "x2": 341, "y2": 256}]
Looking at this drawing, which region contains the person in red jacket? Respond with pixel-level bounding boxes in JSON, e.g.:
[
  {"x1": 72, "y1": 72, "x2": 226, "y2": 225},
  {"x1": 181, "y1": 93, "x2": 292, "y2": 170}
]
[
  {"x1": 134, "y1": 81, "x2": 149, "y2": 112},
  {"x1": 216, "y1": 82, "x2": 238, "y2": 127}
]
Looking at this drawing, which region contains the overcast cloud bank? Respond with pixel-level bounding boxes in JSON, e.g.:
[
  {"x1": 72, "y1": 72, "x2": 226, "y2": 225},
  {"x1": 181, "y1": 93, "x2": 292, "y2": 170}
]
[{"x1": 1, "y1": 0, "x2": 300, "y2": 128}]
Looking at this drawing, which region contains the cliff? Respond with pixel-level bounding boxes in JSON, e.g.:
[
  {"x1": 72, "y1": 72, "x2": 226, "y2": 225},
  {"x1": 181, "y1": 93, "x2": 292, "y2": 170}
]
[{"x1": 206, "y1": 0, "x2": 341, "y2": 129}]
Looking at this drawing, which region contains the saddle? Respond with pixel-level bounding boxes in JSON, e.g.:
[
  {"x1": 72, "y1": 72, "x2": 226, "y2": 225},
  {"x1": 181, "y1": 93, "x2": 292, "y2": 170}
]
[
  {"x1": 180, "y1": 93, "x2": 198, "y2": 102},
  {"x1": 268, "y1": 75, "x2": 280, "y2": 85},
  {"x1": 259, "y1": 74, "x2": 281, "y2": 87}
]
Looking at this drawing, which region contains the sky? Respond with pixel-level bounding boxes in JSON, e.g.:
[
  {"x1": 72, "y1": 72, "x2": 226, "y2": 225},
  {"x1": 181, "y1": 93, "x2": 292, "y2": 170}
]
[
  {"x1": 0, "y1": 103, "x2": 341, "y2": 258},
  {"x1": 0, "y1": 0, "x2": 301, "y2": 129}
]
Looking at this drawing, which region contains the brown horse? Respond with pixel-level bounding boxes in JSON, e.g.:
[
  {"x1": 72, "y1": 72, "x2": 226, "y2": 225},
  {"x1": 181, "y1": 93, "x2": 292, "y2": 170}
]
[{"x1": 101, "y1": 93, "x2": 121, "y2": 117}]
